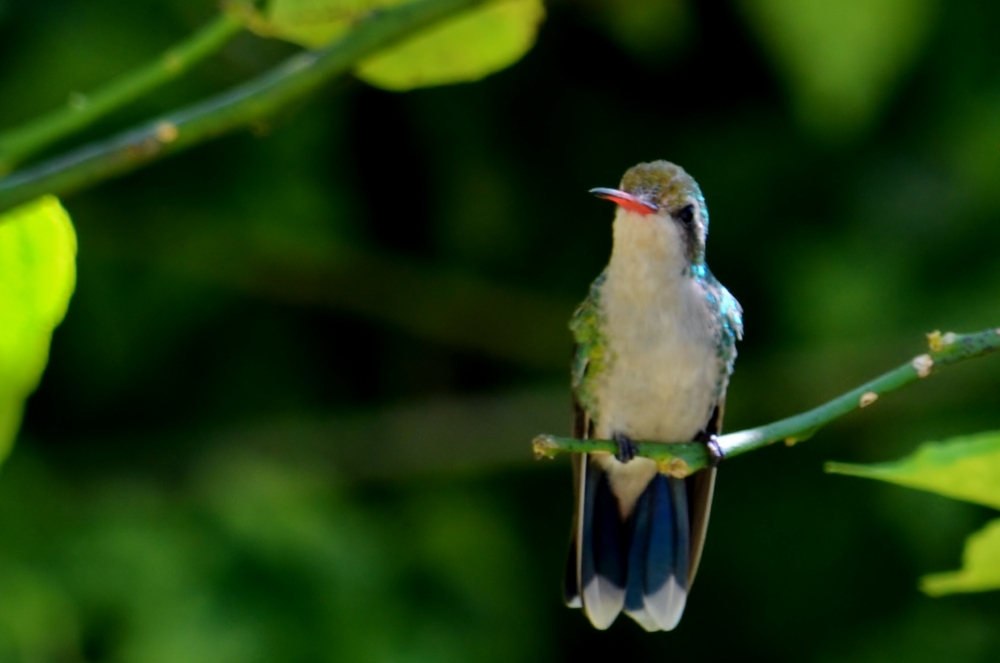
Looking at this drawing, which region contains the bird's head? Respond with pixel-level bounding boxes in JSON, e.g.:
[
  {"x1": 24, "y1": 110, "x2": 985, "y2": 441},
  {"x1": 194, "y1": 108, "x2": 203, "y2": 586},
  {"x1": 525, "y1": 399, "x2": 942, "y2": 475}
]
[{"x1": 591, "y1": 160, "x2": 709, "y2": 269}]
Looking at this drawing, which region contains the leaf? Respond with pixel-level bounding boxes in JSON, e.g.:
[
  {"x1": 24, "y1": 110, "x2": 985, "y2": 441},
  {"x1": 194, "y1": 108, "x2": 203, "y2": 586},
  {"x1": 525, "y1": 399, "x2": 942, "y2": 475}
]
[
  {"x1": 739, "y1": 0, "x2": 938, "y2": 140},
  {"x1": 242, "y1": 0, "x2": 544, "y2": 91},
  {"x1": 920, "y1": 518, "x2": 1000, "y2": 596},
  {"x1": 829, "y1": 433, "x2": 1000, "y2": 598},
  {"x1": 356, "y1": 0, "x2": 545, "y2": 90},
  {"x1": 256, "y1": 0, "x2": 380, "y2": 47},
  {"x1": 826, "y1": 430, "x2": 1000, "y2": 510},
  {"x1": 0, "y1": 196, "x2": 77, "y2": 464}
]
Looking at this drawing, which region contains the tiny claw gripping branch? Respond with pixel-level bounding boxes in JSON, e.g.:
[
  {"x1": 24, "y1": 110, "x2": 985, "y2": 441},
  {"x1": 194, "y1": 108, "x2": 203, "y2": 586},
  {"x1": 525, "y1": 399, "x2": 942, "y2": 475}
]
[
  {"x1": 613, "y1": 432, "x2": 638, "y2": 462},
  {"x1": 705, "y1": 434, "x2": 726, "y2": 467}
]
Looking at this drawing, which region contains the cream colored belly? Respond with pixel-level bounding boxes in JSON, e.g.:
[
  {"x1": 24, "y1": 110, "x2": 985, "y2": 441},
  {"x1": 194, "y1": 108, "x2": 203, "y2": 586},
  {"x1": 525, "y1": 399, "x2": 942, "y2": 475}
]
[
  {"x1": 590, "y1": 288, "x2": 720, "y2": 517},
  {"x1": 593, "y1": 313, "x2": 718, "y2": 444},
  {"x1": 586, "y1": 208, "x2": 726, "y2": 517}
]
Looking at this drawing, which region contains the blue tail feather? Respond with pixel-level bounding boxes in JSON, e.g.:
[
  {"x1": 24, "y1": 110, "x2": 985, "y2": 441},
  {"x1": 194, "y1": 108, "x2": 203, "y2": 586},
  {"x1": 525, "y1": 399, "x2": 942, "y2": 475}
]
[
  {"x1": 668, "y1": 476, "x2": 691, "y2": 592},
  {"x1": 623, "y1": 481, "x2": 653, "y2": 613},
  {"x1": 591, "y1": 467, "x2": 628, "y2": 589},
  {"x1": 643, "y1": 474, "x2": 679, "y2": 596},
  {"x1": 624, "y1": 473, "x2": 691, "y2": 630},
  {"x1": 574, "y1": 462, "x2": 693, "y2": 631},
  {"x1": 580, "y1": 462, "x2": 628, "y2": 628}
]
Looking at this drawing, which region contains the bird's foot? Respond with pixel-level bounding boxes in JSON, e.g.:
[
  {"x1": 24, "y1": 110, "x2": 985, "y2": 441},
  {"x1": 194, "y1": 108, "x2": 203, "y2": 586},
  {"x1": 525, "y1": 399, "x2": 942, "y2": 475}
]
[
  {"x1": 613, "y1": 432, "x2": 638, "y2": 463},
  {"x1": 695, "y1": 431, "x2": 725, "y2": 468}
]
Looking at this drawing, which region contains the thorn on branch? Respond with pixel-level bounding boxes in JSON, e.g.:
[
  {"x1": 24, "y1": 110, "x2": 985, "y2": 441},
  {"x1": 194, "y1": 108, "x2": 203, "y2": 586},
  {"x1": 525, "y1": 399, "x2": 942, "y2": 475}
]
[
  {"x1": 859, "y1": 391, "x2": 878, "y2": 408},
  {"x1": 155, "y1": 122, "x2": 179, "y2": 143},
  {"x1": 532, "y1": 435, "x2": 559, "y2": 460},
  {"x1": 927, "y1": 330, "x2": 958, "y2": 352},
  {"x1": 912, "y1": 354, "x2": 934, "y2": 378}
]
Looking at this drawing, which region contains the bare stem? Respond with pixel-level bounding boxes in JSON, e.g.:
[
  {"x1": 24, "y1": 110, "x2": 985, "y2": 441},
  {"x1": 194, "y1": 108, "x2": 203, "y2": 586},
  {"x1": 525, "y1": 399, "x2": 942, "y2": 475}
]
[
  {"x1": 0, "y1": 13, "x2": 244, "y2": 174},
  {"x1": 0, "y1": 0, "x2": 488, "y2": 214},
  {"x1": 533, "y1": 328, "x2": 1000, "y2": 477}
]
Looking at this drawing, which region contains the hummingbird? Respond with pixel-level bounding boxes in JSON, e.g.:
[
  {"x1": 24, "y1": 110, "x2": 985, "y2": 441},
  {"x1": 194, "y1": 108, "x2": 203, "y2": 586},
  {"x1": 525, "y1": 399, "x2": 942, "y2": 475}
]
[{"x1": 564, "y1": 160, "x2": 742, "y2": 631}]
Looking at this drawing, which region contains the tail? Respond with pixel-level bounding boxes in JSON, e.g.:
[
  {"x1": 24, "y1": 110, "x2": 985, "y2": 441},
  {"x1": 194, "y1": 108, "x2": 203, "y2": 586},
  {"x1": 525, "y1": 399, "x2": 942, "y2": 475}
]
[{"x1": 564, "y1": 455, "x2": 715, "y2": 631}]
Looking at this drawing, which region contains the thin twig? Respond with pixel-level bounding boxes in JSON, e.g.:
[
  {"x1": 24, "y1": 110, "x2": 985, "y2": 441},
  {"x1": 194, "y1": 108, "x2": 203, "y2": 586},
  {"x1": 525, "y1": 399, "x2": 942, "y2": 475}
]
[
  {"x1": 0, "y1": 0, "x2": 487, "y2": 215},
  {"x1": 532, "y1": 328, "x2": 1000, "y2": 477},
  {"x1": 0, "y1": 13, "x2": 244, "y2": 173}
]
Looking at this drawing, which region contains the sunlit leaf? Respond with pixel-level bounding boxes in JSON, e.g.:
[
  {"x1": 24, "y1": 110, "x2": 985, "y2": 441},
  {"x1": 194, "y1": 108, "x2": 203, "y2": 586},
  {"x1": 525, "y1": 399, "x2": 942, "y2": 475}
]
[
  {"x1": 739, "y1": 0, "x2": 938, "y2": 140},
  {"x1": 0, "y1": 196, "x2": 76, "y2": 464},
  {"x1": 356, "y1": 0, "x2": 544, "y2": 90},
  {"x1": 829, "y1": 432, "x2": 1000, "y2": 597},
  {"x1": 920, "y1": 518, "x2": 1000, "y2": 596},
  {"x1": 242, "y1": 0, "x2": 544, "y2": 90},
  {"x1": 826, "y1": 430, "x2": 1000, "y2": 510},
  {"x1": 255, "y1": 0, "x2": 382, "y2": 47}
]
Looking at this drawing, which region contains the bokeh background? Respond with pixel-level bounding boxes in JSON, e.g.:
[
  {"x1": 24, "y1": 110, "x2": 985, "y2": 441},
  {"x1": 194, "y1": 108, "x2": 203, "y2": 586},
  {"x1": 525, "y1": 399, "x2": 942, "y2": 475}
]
[{"x1": 2, "y1": 0, "x2": 1000, "y2": 661}]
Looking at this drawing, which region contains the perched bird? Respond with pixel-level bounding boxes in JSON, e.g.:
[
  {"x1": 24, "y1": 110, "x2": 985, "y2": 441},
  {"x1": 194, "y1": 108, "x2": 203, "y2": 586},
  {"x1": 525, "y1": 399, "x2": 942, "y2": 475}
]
[{"x1": 564, "y1": 160, "x2": 742, "y2": 631}]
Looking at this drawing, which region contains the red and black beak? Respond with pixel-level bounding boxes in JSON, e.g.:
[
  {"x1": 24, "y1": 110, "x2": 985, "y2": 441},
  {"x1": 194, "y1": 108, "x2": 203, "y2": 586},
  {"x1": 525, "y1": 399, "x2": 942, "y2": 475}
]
[{"x1": 590, "y1": 187, "x2": 658, "y2": 216}]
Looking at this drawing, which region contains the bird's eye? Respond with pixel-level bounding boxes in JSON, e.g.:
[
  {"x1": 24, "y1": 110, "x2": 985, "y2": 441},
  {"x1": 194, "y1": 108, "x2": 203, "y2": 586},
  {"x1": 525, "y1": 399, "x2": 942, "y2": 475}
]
[{"x1": 675, "y1": 204, "x2": 696, "y2": 226}]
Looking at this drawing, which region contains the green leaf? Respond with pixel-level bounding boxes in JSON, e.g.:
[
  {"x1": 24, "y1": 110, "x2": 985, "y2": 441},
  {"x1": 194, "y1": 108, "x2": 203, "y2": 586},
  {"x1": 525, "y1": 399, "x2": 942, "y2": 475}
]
[
  {"x1": 0, "y1": 196, "x2": 76, "y2": 464},
  {"x1": 245, "y1": 0, "x2": 544, "y2": 90},
  {"x1": 920, "y1": 518, "x2": 1000, "y2": 596},
  {"x1": 739, "y1": 0, "x2": 938, "y2": 140},
  {"x1": 826, "y1": 430, "x2": 1000, "y2": 510},
  {"x1": 255, "y1": 0, "x2": 375, "y2": 47},
  {"x1": 356, "y1": 0, "x2": 545, "y2": 90},
  {"x1": 829, "y1": 432, "x2": 1000, "y2": 597}
]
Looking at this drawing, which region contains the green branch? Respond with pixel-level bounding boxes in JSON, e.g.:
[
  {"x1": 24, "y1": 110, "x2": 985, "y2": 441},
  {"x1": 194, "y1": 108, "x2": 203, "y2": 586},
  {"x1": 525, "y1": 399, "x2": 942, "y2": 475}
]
[
  {"x1": 0, "y1": 13, "x2": 244, "y2": 174},
  {"x1": 0, "y1": 0, "x2": 487, "y2": 215},
  {"x1": 533, "y1": 328, "x2": 1000, "y2": 477}
]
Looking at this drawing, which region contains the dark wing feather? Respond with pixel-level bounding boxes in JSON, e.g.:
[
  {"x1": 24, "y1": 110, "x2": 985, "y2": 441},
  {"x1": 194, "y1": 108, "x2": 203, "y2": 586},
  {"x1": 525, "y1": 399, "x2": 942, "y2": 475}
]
[
  {"x1": 565, "y1": 275, "x2": 605, "y2": 608},
  {"x1": 563, "y1": 400, "x2": 588, "y2": 608},
  {"x1": 686, "y1": 401, "x2": 725, "y2": 586}
]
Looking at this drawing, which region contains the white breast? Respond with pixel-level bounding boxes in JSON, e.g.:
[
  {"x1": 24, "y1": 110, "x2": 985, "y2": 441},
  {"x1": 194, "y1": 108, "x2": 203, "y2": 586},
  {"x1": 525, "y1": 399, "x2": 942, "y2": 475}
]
[
  {"x1": 587, "y1": 208, "x2": 723, "y2": 516},
  {"x1": 596, "y1": 282, "x2": 718, "y2": 445},
  {"x1": 592, "y1": 210, "x2": 719, "y2": 444}
]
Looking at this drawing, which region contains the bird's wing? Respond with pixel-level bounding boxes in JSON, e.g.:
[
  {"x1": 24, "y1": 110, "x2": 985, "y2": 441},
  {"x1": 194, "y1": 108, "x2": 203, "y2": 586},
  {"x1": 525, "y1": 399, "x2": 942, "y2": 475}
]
[
  {"x1": 685, "y1": 273, "x2": 742, "y2": 588},
  {"x1": 568, "y1": 271, "x2": 607, "y2": 419},
  {"x1": 686, "y1": 402, "x2": 723, "y2": 586},
  {"x1": 564, "y1": 273, "x2": 606, "y2": 609},
  {"x1": 719, "y1": 284, "x2": 743, "y2": 342}
]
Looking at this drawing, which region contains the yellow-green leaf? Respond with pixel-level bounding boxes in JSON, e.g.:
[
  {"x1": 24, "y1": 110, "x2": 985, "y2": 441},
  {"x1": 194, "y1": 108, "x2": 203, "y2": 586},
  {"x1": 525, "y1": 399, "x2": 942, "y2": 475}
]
[
  {"x1": 243, "y1": 0, "x2": 544, "y2": 90},
  {"x1": 252, "y1": 0, "x2": 385, "y2": 48},
  {"x1": 356, "y1": 0, "x2": 544, "y2": 91},
  {"x1": 921, "y1": 518, "x2": 1000, "y2": 596},
  {"x1": 739, "y1": 0, "x2": 938, "y2": 140},
  {"x1": 826, "y1": 431, "x2": 1000, "y2": 510},
  {"x1": 0, "y1": 196, "x2": 77, "y2": 464}
]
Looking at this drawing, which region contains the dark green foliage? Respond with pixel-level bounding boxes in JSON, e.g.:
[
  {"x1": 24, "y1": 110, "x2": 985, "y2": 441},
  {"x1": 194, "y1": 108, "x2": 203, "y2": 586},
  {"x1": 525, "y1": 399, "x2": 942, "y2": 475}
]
[{"x1": 1, "y1": 0, "x2": 1000, "y2": 661}]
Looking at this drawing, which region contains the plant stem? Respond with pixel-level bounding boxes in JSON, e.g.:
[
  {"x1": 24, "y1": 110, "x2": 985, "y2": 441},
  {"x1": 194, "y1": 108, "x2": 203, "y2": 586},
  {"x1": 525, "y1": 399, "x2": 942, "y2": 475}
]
[
  {"x1": 533, "y1": 328, "x2": 1000, "y2": 477},
  {"x1": 0, "y1": 0, "x2": 487, "y2": 214},
  {"x1": 0, "y1": 13, "x2": 244, "y2": 174}
]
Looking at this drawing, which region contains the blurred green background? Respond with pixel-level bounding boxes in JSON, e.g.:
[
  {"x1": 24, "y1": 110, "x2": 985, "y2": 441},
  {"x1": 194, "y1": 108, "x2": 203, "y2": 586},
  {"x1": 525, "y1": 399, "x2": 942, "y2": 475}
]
[{"x1": 2, "y1": 0, "x2": 1000, "y2": 661}]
